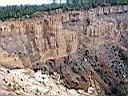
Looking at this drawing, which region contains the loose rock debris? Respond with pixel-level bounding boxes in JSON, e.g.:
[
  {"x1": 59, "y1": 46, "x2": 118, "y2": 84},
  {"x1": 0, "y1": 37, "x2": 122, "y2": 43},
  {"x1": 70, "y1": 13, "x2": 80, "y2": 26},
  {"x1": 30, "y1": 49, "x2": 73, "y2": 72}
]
[{"x1": 0, "y1": 66, "x2": 100, "y2": 96}]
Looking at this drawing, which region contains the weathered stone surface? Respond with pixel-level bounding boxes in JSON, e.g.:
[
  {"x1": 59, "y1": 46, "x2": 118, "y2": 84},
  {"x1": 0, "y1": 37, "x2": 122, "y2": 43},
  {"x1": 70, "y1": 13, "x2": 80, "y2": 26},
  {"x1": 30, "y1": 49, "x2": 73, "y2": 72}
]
[
  {"x1": 0, "y1": 66, "x2": 95, "y2": 96},
  {"x1": 0, "y1": 5, "x2": 128, "y2": 95}
]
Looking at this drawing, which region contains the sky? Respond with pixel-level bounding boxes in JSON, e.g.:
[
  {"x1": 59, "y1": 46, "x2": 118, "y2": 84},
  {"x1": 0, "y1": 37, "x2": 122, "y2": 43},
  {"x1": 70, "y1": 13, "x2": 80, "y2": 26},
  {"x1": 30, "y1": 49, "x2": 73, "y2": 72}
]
[{"x1": 0, "y1": 0, "x2": 66, "y2": 6}]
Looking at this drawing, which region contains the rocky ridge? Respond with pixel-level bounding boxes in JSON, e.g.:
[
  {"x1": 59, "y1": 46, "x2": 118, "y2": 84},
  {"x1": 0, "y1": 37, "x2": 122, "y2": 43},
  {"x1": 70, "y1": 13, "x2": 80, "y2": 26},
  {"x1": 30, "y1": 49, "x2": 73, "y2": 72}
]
[{"x1": 0, "y1": 65, "x2": 100, "y2": 96}]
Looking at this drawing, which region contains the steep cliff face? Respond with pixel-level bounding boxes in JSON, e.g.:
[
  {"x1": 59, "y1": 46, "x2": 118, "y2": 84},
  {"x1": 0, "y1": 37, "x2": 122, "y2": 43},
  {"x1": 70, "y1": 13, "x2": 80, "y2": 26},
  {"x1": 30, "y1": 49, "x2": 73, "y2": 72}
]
[
  {"x1": 0, "y1": 16, "x2": 78, "y2": 68},
  {"x1": 0, "y1": 5, "x2": 128, "y2": 94}
]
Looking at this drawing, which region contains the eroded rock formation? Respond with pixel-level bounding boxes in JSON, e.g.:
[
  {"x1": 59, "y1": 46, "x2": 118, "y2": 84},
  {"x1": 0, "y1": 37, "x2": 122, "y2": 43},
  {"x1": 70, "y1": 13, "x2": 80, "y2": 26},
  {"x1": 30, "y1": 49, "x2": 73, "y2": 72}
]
[{"x1": 0, "y1": 5, "x2": 128, "y2": 95}]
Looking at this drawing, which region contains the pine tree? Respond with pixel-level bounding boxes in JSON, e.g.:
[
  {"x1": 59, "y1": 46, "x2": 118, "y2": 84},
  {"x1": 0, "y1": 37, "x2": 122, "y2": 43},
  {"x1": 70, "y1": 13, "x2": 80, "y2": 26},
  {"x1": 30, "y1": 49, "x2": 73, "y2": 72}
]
[{"x1": 53, "y1": 0, "x2": 56, "y2": 4}]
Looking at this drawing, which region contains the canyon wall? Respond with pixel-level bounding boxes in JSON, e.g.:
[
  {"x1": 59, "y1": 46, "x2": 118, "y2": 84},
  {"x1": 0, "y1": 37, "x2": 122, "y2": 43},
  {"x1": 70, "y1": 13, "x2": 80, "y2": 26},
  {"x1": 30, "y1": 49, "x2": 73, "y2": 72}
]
[
  {"x1": 0, "y1": 5, "x2": 128, "y2": 93},
  {"x1": 0, "y1": 5, "x2": 128, "y2": 68}
]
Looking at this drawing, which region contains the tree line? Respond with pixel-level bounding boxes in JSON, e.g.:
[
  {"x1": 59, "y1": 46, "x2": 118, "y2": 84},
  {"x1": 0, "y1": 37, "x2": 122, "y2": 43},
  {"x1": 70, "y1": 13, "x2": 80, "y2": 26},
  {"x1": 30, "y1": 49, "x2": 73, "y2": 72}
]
[{"x1": 0, "y1": 0, "x2": 128, "y2": 21}]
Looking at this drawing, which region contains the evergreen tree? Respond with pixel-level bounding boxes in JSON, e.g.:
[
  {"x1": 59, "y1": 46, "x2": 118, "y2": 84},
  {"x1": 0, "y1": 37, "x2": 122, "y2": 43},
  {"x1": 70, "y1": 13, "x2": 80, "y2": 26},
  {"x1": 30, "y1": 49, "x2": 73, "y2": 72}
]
[{"x1": 0, "y1": 0, "x2": 128, "y2": 21}]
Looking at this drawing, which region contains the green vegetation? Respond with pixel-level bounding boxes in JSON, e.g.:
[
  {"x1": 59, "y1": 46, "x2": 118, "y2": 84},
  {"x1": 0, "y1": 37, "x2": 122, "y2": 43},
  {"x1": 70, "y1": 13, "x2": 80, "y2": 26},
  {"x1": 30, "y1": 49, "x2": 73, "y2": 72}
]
[
  {"x1": 110, "y1": 84, "x2": 128, "y2": 96},
  {"x1": 0, "y1": 0, "x2": 128, "y2": 21},
  {"x1": 0, "y1": 4, "x2": 60, "y2": 21},
  {"x1": 124, "y1": 50, "x2": 128, "y2": 59}
]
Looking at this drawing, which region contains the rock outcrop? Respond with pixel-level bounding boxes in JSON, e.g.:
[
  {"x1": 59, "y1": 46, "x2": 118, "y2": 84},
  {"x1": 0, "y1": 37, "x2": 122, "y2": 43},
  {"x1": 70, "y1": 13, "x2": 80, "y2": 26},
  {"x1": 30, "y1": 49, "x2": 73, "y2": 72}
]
[
  {"x1": 0, "y1": 5, "x2": 128, "y2": 95},
  {"x1": 0, "y1": 65, "x2": 98, "y2": 96}
]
